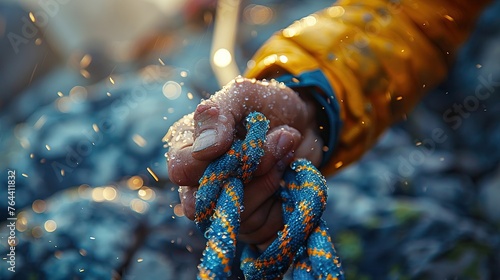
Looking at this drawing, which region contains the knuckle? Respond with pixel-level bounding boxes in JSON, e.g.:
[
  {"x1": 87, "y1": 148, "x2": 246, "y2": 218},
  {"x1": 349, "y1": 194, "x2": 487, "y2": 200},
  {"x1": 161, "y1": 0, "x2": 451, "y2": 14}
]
[
  {"x1": 240, "y1": 209, "x2": 267, "y2": 234},
  {"x1": 183, "y1": 204, "x2": 195, "y2": 220},
  {"x1": 262, "y1": 172, "x2": 281, "y2": 196},
  {"x1": 167, "y1": 163, "x2": 184, "y2": 185},
  {"x1": 179, "y1": 187, "x2": 196, "y2": 220},
  {"x1": 247, "y1": 210, "x2": 266, "y2": 229}
]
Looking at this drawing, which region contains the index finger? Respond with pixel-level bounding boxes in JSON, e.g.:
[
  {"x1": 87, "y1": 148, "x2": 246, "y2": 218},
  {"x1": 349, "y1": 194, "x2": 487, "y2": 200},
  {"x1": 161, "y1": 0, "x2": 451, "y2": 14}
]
[{"x1": 191, "y1": 78, "x2": 311, "y2": 161}]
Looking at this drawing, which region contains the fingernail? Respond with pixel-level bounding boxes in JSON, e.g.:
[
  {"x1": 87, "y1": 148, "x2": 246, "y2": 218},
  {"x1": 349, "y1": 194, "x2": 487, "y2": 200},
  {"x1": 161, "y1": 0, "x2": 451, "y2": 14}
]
[
  {"x1": 193, "y1": 129, "x2": 217, "y2": 152},
  {"x1": 277, "y1": 151, "x2": 294, "y2": 172},
  {"x1": 275, "y1": 131, "x2": 295, "y2": 157},
  {"x1": 195, "y1": 104, "x2": 219, "y2": 128}
]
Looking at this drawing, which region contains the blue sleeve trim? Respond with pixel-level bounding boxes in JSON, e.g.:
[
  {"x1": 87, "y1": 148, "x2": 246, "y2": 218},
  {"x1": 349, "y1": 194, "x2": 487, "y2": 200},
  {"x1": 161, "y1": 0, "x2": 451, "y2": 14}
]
[{"x1": 275, "y1": 70, "x2": 341, "y2": 168}]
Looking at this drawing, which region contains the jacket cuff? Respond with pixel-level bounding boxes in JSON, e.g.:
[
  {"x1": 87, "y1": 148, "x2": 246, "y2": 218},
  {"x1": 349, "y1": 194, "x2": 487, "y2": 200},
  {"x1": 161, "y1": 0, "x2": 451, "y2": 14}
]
[{"x1": 275, "y1": 70, "x2": 341, "y2": 168}]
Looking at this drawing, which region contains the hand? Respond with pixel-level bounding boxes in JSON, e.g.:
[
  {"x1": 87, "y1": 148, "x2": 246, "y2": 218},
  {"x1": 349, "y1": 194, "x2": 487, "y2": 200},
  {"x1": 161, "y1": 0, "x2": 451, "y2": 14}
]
[{"x1": 165, "y1": 77, "x2": 323, "y2": 250}]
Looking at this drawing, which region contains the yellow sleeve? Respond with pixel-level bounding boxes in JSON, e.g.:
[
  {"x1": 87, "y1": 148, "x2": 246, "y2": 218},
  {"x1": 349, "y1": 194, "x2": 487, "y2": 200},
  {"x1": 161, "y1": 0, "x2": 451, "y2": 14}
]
[{"x1": 244, "y1": 0, "x2": 491, "y2": 176}]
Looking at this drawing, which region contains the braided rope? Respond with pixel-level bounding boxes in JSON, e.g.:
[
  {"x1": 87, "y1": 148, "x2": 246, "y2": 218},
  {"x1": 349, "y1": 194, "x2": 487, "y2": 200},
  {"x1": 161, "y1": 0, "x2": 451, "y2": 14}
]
[{"x1": 194, "y1": 112, "x2": 344, "y2": 279}]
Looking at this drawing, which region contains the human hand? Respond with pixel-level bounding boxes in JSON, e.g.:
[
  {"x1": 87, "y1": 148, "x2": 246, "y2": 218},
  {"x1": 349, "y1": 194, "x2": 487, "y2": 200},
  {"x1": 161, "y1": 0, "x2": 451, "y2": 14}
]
[{"x1": 165, "y1": 77, "x2": 323, "y2": 250}]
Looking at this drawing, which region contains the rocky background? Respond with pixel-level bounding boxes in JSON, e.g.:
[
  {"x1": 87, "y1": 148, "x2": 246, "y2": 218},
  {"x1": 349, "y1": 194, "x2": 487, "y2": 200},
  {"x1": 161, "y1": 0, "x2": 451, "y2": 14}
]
[{"x1": 1, "y1": 0, "x2": 499, "y2": 279}]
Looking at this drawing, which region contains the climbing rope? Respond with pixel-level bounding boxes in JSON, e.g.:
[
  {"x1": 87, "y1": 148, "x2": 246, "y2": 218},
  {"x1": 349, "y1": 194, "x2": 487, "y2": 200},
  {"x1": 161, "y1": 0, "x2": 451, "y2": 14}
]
[{"x1": 194, "y1": 112, "x2": 344, "y2": 279}]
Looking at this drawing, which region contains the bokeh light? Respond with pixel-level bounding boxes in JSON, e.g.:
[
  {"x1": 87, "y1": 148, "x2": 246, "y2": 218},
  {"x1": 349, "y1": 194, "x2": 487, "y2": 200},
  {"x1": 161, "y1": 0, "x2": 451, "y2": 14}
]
[
  {"x1": 127, "y1": 176, "x2": 144, "y2": 190},
  {"x1": 32, "y1": 200, "x2": 47, "y2": 213},
  {"x1": 162, "y1": 81, "x2": 182, "y2": 100},
  {"x1": 213, "y1": 48, "x2": 232, "y2": 68},
  {"x1": 44, "y1": 220, "x2": 57, "y2": 233},
  {"x1": 243, "y1": 4, "x2": 274, "y2": 25}
]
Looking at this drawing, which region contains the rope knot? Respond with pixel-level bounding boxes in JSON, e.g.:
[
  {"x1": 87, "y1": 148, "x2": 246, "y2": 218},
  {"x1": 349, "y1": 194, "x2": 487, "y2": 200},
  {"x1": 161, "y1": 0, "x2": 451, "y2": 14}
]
[{"x1": 194, "y1": 112, "x2": 344, "y2": 280}]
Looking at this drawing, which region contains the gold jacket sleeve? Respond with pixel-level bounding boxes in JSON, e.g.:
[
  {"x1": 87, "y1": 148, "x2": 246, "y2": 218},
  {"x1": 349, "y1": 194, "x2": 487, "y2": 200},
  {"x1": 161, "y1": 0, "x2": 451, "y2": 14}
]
[{"x1": 245, "y1": 0, "x2": 491, "y2": 176}]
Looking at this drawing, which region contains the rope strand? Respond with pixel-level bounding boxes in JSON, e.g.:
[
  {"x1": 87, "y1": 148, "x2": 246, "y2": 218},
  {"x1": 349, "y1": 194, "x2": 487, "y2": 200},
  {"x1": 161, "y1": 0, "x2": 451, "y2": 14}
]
[{"x1": 194, "y1": 112, "x2": 344, "y2": 279}]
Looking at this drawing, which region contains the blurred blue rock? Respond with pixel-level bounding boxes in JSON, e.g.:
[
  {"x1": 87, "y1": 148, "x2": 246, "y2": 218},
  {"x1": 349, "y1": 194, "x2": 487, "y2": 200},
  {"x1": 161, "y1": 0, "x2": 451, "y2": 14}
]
[{"x1": 1, "y1": 0, "x2": 500, "y2": 279}]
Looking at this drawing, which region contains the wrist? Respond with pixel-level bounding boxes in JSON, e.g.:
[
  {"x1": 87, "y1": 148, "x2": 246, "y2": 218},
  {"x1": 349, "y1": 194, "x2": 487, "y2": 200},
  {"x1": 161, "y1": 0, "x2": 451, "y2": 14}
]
[{"x1": 272, "y1": 70, "x2": 341, "y2": 168}]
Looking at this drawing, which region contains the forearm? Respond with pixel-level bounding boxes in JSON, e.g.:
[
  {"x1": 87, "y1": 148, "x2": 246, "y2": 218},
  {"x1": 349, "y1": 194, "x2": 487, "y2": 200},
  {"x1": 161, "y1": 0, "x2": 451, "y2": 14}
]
[{"x1": 245, "y1": 0, "x2": 491, "y2": 175}]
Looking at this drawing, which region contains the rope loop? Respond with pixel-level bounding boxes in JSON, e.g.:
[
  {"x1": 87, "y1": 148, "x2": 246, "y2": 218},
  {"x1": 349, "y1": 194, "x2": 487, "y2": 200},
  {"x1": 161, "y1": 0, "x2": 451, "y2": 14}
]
[{"x1": 194, "y1": 112, "x2": 344, "y2": 279}]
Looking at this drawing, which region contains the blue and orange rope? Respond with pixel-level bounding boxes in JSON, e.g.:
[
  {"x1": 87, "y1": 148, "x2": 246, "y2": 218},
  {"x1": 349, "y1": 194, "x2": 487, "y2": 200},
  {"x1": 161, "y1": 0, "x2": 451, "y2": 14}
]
[{"x1": 194, "y1": 112, "x2": 344, "y2": 279}]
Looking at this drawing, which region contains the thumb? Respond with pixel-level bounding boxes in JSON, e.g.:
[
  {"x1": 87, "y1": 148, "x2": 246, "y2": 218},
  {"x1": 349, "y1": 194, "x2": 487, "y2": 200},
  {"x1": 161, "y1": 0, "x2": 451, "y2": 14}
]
[{"x1": 191, "y1": 100, "x2": 235, "y2": 160}]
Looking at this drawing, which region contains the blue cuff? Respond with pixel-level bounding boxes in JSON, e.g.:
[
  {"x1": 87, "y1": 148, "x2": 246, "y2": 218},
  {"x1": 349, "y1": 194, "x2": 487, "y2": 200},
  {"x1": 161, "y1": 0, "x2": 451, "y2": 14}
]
[{"x1": 275, "y1": 70, "x2": 341, "y2": 168}]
